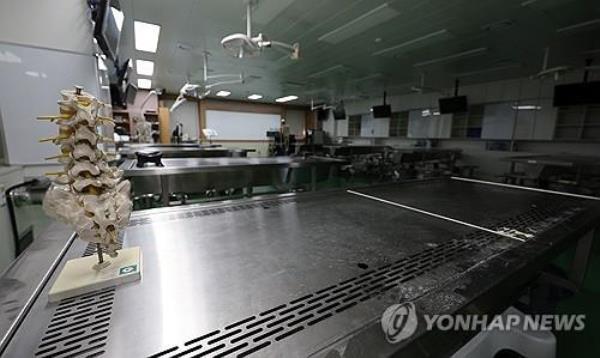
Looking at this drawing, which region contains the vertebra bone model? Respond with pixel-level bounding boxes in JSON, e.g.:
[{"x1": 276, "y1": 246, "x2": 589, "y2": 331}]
[{"x1": 40, "y1": 87, "x2": 132, "y2": 260}]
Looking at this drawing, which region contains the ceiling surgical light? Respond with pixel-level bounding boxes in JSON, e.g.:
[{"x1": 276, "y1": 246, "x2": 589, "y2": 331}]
[{"x1": 221, "y1": 0, "x2": 300, "y2": 60}]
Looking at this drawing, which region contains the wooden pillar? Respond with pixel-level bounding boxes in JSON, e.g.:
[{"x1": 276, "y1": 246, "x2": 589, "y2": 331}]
[
  {"x1": 158, "y1": 107, "x2": 170, "y2": 144},
  {"x1": 198, "y1": 99, "x2": 206, "y2": 141}
]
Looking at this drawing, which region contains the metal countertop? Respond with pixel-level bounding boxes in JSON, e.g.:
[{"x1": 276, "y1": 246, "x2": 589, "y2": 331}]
[
  {"x1": 504, "y1": 154, "x2": 600, "y2": 167},
  {"x1": 1, "y1": 178, "x2": 599, "y2": 358},
  {"x1": 120, "y1": 157, "x2": 348, "y2": 177}
]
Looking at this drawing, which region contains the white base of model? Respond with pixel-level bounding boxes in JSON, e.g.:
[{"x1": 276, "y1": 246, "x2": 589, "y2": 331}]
[{"x1": 48, "y1": 247, "x2": 142, "y2": 303}]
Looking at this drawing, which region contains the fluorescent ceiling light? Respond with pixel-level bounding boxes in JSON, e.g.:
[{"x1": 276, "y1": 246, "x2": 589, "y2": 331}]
[
  {"x1": 136, "y1": 59, "x2": 154, "y2": 76},
  {"x1": 111, "y1": 7, "x2": 124, "y2": 32},
  {"x1": 414, "y1": 47, "x2": 487, "y2": 67},
  {"x1": 216, "y1": 90, "x2": 231, "y2": 97},
  {"x1": 275, "y1": 95, "x2": 298, "y2": 103},
  {"x1": 137, "y1": 78, "x2": 152, "y2": 89},
  {"x1": 557, "y1": 18, "x2": 600, "y2": 33},
  {"x1": 520, "y1": 0, "x2": 539, "y2": 6},
  {"x1": 248, "y1": 94, "x2": 263, "y2": 100},
  {"x1": 134, "y1": 21, "x2": 161, "y2": 53},
  {"x1": 481, "y1": 19, "x2": 514, "y2": 32},
  {"x1": 352, "y1": 73, "x2": 383, "y2": 82},
  {"x1": 284, "y1": 81, "x2": 306, "y2": 88},
  {"x1": 319, "y1": 3, "x2": 400, "y2": 44},
  {"x1": 453, "y1": 63, "x2": 521, "y2": 77},
  {"x1": 512, "y1": 105, "x2": 541, "y2": 111},
  {"x1": 373, "y1": 29, "x2": 450, "y2": 56},
  {"x1": 308, "y1": 64, "x2": 348, "y2": 79},
  {"x1": 583, "y1": 48, "x2": 600, "y2": 55}
]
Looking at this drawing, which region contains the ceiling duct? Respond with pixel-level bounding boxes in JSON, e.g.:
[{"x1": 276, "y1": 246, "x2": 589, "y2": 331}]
[
  {"x1": 414, "y1": 47, "x2": 488, "y2": 67},
  {"x1": 373, "y1": 29, "x2": 451, "y2": 56},
  {"x1": 308, "y1": 64, "x2": 350, "y2": 79},
  {"x1": 556, "y1": 18, "x2": 600, "y2": 34},
  {"x1": 318, "y1": 3, "x2": 400, "y2": 44},
  {"x1": 530, "y1": 47, "x2": 570, "y2": 81}
]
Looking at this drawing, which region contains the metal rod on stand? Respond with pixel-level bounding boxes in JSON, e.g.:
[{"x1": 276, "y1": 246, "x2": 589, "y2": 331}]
[{"x1": 96, "y1": 243, "x2": 104, "y2": 264}]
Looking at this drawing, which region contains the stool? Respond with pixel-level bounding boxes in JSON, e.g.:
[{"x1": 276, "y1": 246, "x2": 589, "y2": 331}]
[{"x1": 452, "y1": 307, "x2": 556, "y2": 358}]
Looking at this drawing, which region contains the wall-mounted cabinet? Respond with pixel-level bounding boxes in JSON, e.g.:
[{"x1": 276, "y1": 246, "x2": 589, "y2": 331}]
[
  {"x1": 481, "y1": 103, "x2": 514, "y2": 140},
  {"x1": 360, "y1": 114, "x2": 390, "y2": 138},
  {"x1": 513, "y1": 99, "x2": 556, "y2": 140},
  {"x1": 348, "y1": 115, "x2": 361, "y2": 136},
  {"x1": 389, "y1": 111, "x2": 409, "y2": 137},
  {"x1": 408, "y1": 110, "x2": 452, "y2": 139},
  {"x1": 451, "y1": 105, "x2": 484, "y2": 138}
]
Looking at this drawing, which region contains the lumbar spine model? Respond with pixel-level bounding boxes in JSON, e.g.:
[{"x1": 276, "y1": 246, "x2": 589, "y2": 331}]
[{"x1": 40, "y1": 86, "x2": 132, "y2": 268}]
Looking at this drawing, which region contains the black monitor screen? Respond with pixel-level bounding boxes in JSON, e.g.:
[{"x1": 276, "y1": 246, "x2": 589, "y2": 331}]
[
  {"x1": 439, "y1": 96, "x2": 468, "y2": 114},
  {"x1": 372, "y1": 104, "x2": 392, "y2": 118},
  {"x1": 317, "y1": 109, "x2": 329, "y2": 121},
  {"x1": 553, "y1": 81, "x2": 600, "y2": 107},
  {"x1": 94, "y1": 0, "x2": 121, "y2": 63},
  {"x1": 333, "y1": 105, "x2": 346, "y2": 120}
]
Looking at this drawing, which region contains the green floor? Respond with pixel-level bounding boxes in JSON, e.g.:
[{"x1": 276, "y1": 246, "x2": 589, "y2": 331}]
[{"x1": 554, "y1": 231, "x2": 600, "y2": 358}]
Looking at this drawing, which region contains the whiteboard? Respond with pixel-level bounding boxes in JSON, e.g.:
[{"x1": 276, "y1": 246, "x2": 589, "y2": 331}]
[
  {"x1": 205, "y1": 110, "x2": 281, "y2": 140},
  {"x1": 0, "y1": 42, "x2": 99, "y2": 164}
]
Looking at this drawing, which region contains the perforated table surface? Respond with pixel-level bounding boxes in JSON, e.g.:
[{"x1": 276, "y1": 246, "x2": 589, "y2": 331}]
[{"x1": 2, "y1": 178, "x2": 599, "y2": 358}]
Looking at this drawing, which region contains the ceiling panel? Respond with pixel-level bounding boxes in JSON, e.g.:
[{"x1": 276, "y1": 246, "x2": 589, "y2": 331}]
[{"x1": 115, "y1": 0, "x2": 600, "y2": 104}]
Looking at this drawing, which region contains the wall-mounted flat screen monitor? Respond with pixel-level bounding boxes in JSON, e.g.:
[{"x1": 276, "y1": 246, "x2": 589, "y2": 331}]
[
  {"x1": 371, "y1": 104, "x2": 391, "y2": 118},
  {"x1": 317, "y1": 109, "x2": 329, "y2": 121},
  {"x1": 333, "y1": 105, "x2": 346, "y2": 120},
  {"x1": 439, "y1": 96, "x2": 468, "y2": 114},
  {"x1": 553, "y1": 81, "x2": 600, "y2": 107},
  {"x1": 93, "y1": 0, "x2": 122, "y2": 63}
]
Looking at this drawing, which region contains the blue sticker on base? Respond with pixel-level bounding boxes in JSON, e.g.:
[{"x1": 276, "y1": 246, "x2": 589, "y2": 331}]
[{"x1": 119, "y1": 265, "x2": 138, "y2": 275}]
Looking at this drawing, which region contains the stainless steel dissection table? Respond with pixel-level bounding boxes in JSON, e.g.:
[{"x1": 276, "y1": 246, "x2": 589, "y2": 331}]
[{"x1": 1, "y1": 178, "x2": 598, "y2": 357}]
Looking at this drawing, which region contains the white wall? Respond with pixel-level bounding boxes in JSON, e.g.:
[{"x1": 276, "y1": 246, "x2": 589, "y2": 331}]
[
  {"x1": 0, "y1": 0, "x2": 95, "y2": 55},
  {"x1": 0, "y1": 0, "x2": 98, "y2": 269},
  {"x1": 0, "y1": 43, "x2": 100, "y2": 165},
  {"x1": 0, "y1": 0, "x2": 98, "y2": 167}
]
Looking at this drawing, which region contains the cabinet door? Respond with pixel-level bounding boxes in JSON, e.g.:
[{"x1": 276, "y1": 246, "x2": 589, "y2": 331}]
[
  {"x1": 481, "y1": 103, "x2": 515, "y2": 139},
  {"x1": 360, "y1": 114, "x2": 389, "y2": 137},
  {"x1": 407, "y1": 110, "x2": 428, "y2": 138}
]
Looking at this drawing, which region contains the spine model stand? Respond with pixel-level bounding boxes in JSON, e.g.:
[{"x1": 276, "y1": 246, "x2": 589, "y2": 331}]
[{"x1": 40, "y1": 86, "x2": 132, "y2": 270}]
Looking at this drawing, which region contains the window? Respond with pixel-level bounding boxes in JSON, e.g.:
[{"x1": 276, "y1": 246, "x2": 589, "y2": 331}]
[
  {"x1": 554, "y1": 105, "x2": 600, "y2": 140},
  {"x1": 451, "y1": 105, "x2": 483, "y2": 138},
  {"x1": 389, "y1": 111, "x2": 409, "y2": 137},
  {"x1": 348, "y1": 115, "x2": 361, "y2": 136}
]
